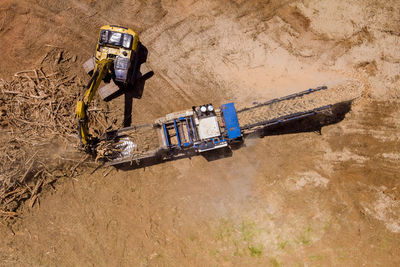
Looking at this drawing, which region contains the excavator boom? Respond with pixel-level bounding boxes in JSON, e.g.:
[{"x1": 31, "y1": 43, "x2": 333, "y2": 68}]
[{"x1": 76, "y1": 58, "x2": 112, "y2": 147}]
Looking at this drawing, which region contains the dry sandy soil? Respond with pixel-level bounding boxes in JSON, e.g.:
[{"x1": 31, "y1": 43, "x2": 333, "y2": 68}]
[{"x1": 1, "y1": 0, "x2": 400, "y2": 265}]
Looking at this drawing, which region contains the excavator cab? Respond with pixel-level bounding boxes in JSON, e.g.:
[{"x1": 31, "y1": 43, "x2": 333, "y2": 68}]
[
  {"x1": 83, "y1": 25, "x2": 140, "y2": 84},
  {"x1": 95, "y1": 25, "x2": 140, "y2": 85}
]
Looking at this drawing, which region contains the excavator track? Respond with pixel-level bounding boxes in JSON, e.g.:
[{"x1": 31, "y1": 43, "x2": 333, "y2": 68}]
[{"x1": 237, "y1": 80, "x2": 361, "y2": 133}]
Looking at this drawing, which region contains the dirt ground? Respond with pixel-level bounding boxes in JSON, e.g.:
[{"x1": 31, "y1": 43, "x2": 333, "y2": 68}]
[{"x1": 0, "y1": 0, "x2": 399, "y2": 265}]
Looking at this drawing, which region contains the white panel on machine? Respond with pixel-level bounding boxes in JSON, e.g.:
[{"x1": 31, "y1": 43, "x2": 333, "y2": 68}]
[{"x1": 198, "y1": 116, "x2": 221, "y2": 140}]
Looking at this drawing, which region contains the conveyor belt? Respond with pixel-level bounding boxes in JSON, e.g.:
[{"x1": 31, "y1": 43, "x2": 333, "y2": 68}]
[
  {"x1": 240, "y1": 105, "x2": 332, "y2": 133},
  {"x1": 237, "y1": 82, "x2": 359, "y2": 131}
]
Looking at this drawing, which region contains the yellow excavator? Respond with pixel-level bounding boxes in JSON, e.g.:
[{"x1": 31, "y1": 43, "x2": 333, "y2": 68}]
[{"x1": 76, "y1": 25, "x2": 141, "y2": 149}]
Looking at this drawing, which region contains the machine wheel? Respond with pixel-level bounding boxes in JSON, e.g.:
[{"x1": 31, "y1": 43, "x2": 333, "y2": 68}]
[
  {"x1": 98, "y1": 81, "x2": 120, "y2": 101},
  {"x1": 83, "y1": 57, "x2": 96, "y2": 75}
]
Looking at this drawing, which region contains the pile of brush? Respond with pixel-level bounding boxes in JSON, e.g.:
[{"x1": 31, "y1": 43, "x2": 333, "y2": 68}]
[{"x1": 0, "y1": 49, "x2": 115, "y2": 223}]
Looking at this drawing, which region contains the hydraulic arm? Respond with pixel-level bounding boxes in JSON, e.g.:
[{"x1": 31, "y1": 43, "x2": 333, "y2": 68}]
[{"x1": 76, "y1": 58, "x2": 113, "y2": 148}]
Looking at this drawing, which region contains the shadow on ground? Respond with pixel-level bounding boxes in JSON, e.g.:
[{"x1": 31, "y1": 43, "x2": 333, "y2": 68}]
[{"x1": 100, "y1": 43, "x2": 154, "y2": 127}]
